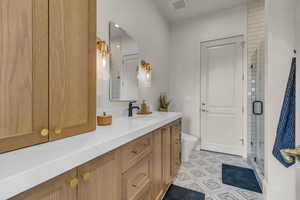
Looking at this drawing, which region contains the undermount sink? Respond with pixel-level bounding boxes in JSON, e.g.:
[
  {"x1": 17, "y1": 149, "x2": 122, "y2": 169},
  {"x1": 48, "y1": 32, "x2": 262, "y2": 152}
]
[{"x1": 131, "y1": 114, "x2": 155, "y2": 120}]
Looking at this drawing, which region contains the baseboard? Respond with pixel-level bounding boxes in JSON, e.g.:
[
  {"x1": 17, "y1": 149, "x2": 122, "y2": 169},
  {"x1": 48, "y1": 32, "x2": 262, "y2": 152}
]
[
  {"x1": 262, "y1": 178, "x2": 268, "y2": 199},
  {"x1": 158, "y1": 183, "x2": 172, "y2": 200}
]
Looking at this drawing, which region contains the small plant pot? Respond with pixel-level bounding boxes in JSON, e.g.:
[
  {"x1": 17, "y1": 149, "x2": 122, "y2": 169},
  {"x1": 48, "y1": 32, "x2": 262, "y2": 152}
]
[{"x1": 159, "y1": 108, "x2": 168, "y2": 112}]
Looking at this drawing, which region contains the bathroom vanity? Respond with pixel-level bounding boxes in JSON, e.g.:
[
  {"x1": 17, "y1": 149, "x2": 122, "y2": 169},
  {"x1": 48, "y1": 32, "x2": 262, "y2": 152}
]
[
  {"x1": 0, "y1": 1, "x2": 183, "y2": 199},
  {"x1": 0, "y1": 112, "x2": 182, "y2": 200}
]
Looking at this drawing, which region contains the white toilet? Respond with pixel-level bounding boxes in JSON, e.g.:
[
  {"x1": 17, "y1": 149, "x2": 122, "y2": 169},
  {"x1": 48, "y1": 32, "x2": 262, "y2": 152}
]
[{"x1": 181, "y1": 133, "x2": 199, "y2": 162}]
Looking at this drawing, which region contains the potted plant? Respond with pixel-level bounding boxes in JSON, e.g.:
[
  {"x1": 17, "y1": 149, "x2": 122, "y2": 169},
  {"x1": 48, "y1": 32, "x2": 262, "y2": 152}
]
[{"x1": 159, "y1": 95, "x2": 171, "y2": 112}]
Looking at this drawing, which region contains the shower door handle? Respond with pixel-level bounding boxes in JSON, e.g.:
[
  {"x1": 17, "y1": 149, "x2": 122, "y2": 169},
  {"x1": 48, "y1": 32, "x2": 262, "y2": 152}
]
[{"x1": 252, "y1": 101, "x2": 263, "y2": 115}]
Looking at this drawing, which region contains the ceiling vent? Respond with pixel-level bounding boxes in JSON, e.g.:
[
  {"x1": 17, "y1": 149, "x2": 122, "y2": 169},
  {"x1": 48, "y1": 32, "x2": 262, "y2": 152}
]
[{"x1": 171, "y1": 0, "x2": 186, "y2": 10}]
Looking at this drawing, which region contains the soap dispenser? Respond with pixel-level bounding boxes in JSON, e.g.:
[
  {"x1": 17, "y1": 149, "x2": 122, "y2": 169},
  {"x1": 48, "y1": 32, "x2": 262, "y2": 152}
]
[{"x1": 138, "y1": 100, "x2": 152, "y2": 115}]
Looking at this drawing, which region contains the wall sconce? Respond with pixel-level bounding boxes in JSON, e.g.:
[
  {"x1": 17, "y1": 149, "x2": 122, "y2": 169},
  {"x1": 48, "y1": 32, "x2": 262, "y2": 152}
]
[
  {"x1": 96, "y1": 37, "x2": 109, "y2": 67},
  {"x1": 138, "y1": 60, "x2": 152, "y2": 87},
  {"x1": 96, "y1": 37, "x2": 109, "y2": 80}
]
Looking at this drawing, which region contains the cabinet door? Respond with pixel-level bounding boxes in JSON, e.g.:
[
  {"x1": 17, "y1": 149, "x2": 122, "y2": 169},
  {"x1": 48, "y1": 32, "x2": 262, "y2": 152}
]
[
  {"x1": 0, "y1": 0, "x2": 49, "y2": 153},
  {"x1": 78, "y1": 151, "x2": 121, "y2": 200},
  {"x1": 10, "y1": 169, "x2": 77, "y2": 200},
  {"x1": 49, "y1": 0, "x2": 96, "y2": 140},
  {"x1": 161, "y1": 126, "x2": 172, "y2": 189},
  {"x1": 171, "y1": 121, "x2": 182, "y2": 177},
  {"x1": 152, "y1": 130, "x2": 164, "y2": 200},
  {"x1": 136, "y1": 189, "x2": 152, "y2": 200}
]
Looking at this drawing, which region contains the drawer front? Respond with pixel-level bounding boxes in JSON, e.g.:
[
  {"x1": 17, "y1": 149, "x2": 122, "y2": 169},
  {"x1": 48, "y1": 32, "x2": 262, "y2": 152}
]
[
  {"x1": 121, "y1": 134, "x2": 152, "y2": 172},
  {"x1": 122, "y1": 155, "x2": 152, "y2": 200}
]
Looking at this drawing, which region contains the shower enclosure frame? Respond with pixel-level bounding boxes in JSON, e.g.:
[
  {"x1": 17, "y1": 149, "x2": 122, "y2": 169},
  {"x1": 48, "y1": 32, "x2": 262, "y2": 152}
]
[{"x1": 248, "y1": 45, "x2": 265, "y2": 186}]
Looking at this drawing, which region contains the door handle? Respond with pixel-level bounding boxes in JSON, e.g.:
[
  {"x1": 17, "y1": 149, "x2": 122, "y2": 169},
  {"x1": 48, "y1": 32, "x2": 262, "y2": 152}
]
[
  {"x1": 280, "y1": 149, "x2": 300, "y2": 163},
  {"x1": 252, "y1": 101, "x2": 263, "y2": 115},
  {"x1": 201, "y1": 109, "x2": 208, "y2": 112}
]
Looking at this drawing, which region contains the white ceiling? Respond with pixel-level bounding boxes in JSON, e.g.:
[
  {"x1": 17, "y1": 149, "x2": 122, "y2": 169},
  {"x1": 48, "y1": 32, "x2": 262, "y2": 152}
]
[{"x1": 153, "y1": 0, "x2": 248, "y2": 22}]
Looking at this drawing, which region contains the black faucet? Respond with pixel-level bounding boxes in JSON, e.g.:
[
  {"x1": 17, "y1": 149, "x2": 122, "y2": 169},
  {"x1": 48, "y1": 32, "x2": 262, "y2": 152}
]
[{"x1": 128, "y1": 101, "x2": 140, "y2": 117}]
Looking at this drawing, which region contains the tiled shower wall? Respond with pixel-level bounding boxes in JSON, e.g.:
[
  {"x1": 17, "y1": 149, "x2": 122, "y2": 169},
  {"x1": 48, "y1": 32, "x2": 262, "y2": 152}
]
[{"x1": 247, "y1": 0, "x2": 265, "y2": 155}]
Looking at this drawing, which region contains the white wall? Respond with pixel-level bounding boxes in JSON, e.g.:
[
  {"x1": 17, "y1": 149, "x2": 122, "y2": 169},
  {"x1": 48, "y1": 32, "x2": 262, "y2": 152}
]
[
  {"x1": 264, "y1": 0, "x2": 297, "y2": 199},
  {"x1": 169, "y1": 5, "x2": 247, "y2": 138},
  {"x1": 97, "y1": 0, "x2": 170, "y2": 115},
  {"x1": 296, "y1": 0, "x2": 300, "y2": 146},
  {"x1": 296, "y1": 2, "x2": 300, "y2": 199}
]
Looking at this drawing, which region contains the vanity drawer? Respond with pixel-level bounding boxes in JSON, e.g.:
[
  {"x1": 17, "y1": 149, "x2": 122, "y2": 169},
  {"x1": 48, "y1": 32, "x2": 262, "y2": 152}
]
[
  {"x1": 122, "y1": 155, "x2": 152, "y2": 200},
  {"x1": 121, "y1": 134, "x2": 152, "y2": 172}
]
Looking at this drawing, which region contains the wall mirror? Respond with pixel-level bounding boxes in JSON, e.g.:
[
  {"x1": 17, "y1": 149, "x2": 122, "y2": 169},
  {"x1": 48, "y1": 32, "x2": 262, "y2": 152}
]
[{"x1": 109, "y1": 22, "x2": 139, "y2": 101}]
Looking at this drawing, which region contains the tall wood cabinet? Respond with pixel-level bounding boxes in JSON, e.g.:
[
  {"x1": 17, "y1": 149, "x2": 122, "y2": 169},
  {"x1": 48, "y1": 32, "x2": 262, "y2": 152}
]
[
  {"x1": 49, "y1": 0, "x2": 96, "y2": 141},
  {"x1": 0, "y1": 0, "x2": 96, "y2": 153},
  {"x1": 0, "y1": 0, "x2": 49, "y2": 153}
]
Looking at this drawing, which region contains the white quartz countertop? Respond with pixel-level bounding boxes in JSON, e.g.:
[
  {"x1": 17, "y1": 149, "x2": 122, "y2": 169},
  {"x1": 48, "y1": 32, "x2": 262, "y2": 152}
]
[{"x1": 0, "y1": 112, "x2": 182, "y2": 200}]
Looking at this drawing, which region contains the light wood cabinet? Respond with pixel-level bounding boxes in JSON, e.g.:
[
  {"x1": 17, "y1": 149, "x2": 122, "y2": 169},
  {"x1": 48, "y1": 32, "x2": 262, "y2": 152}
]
[
  {"x1": 78, "y1": 151, "x2": 121, "y2": 200},
  {"x1": 152, "y1": 130, "x2": 164, "y2": 200},
  {"x1": 161, "y1": 121, "x2": 182, "y2": 192},
  {"x1": 171, "y1": 121, "x2": 182, "y2": 177},
  {"x1": 161, "y1": 126, "x2": 172, "y2": 189},
  {"x1": 122, "y1": 155, "x2": 152, "y2": 200},
  {"x1": 120, "y1": 134, "x2": 152, "y2": 172},
  {"x1": 10, "y1": 169, "x2": 78, "y2": 200},
  {"x1": 0, "y1": 0, "x2": 96, "y2": 153},
  {"x1": 0, "y1": 0, "x2": 49, "y2": 153},
  {"x1": 49, "y1": 0, "x2": 96, "y2": 141},
  {"x1": 136, "y1": 188, "x2": 152, "y2": 200},
  {"x1": 10, "y1": 120, "x2": 182, "y2": 200}
]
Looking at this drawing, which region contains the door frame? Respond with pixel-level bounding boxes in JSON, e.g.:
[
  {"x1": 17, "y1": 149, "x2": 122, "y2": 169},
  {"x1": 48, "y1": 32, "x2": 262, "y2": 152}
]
[{"x1": 196, "y1": 35, "x2": 247, "y2": 157}]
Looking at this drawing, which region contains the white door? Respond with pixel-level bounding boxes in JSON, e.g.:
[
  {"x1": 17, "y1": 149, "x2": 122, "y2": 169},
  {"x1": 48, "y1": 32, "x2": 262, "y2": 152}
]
[
  {"x1": 120, "y1": 54, "x2": 139, "y2": 100},
  {"x1": 200, "y1": 36, "x2": 244, "y2": 156}
]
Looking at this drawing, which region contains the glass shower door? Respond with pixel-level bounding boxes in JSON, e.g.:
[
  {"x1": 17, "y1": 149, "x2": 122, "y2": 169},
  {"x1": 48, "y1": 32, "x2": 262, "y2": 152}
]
[{"x1": 251, "y1": 45, "x2": 265, "y2": 176}]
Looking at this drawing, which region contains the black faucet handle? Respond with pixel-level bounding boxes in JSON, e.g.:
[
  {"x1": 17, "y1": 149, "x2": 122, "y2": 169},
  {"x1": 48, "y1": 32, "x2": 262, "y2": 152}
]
[{"x1": 129, "y1": 101, "x2": 137, "y2": 107}]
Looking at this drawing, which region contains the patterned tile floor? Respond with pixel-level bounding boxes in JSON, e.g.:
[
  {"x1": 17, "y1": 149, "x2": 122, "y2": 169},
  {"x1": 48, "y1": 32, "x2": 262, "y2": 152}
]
[{"x1": 173, "y1": 149, "x2": 264, "y2": 200}]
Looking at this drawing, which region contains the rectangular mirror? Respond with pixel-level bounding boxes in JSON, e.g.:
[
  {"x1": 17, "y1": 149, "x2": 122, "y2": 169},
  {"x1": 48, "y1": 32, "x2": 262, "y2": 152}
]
[{"x1": 109, "y1": 22, "x2": 139, "y2": 101}]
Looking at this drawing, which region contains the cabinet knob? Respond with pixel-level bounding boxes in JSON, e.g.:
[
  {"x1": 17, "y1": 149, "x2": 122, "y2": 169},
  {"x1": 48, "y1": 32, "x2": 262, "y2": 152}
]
[
  {"x1": 54, "y1": 128, "x2": 62, "y2": 135},
  {"x1": 40, "y1": 129, "x2": 49, "y2": 137},
  {"x1": 131, "y1": 150, "x2": 138, "y2": 154},
  {"x1": 83, "y1": 172, "x2": 92, "y2": 181},
  {"x1": 70, "y1": 178, "x2": 79, "y2": 189}
]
